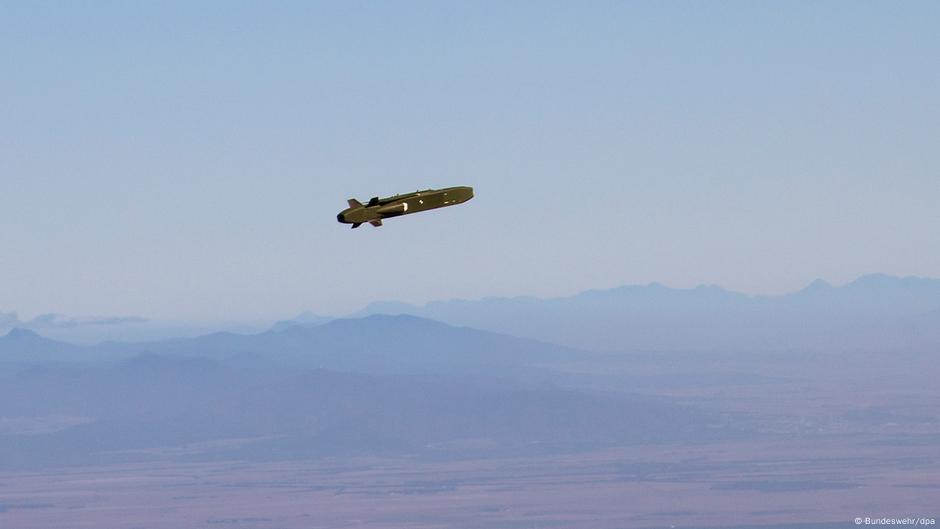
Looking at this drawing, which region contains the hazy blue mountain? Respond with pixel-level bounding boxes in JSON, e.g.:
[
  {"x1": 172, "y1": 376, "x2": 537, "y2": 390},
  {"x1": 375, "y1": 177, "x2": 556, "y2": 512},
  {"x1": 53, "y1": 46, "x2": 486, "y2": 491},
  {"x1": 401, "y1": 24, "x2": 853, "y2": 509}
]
[
  {"x1": 90, "y1": 314, "x2": 594, "y2": 375},
  {"x1": 8, "y1": 274, "x2": 940, "y2": 366},
  {"x1": 0, "y1": 308, "x2": 272, "y2": 345},
  {"x1": 0, "y1": 312, "x2": 148, "y2": 330},
  {"x1": 0, "y1": 355, "x2": 736, "y2": 470},
  {"x1": 353, "y1": 274, "x2": 940, "y2": 352},
  {"x1": 0, "y1": 328, "x2": 83, "y2": 363},
  {"x1": 268, "y1": 311, "x2": 333, "y2": 332}
]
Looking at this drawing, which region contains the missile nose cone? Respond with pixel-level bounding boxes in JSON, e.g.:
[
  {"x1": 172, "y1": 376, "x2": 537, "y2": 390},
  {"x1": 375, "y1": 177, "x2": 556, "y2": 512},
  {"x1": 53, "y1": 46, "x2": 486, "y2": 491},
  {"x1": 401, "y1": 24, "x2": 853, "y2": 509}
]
[{"x1": 337, "y1": 212, "x2": 346, "y2": 223}]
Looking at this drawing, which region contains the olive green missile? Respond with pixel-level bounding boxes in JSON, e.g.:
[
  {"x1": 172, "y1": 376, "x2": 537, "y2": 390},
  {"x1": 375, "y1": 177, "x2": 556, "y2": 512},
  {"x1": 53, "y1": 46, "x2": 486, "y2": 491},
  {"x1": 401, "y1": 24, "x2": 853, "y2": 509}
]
[{"x1": 337, "y1": 186, "x2": 474, "y2": 228}]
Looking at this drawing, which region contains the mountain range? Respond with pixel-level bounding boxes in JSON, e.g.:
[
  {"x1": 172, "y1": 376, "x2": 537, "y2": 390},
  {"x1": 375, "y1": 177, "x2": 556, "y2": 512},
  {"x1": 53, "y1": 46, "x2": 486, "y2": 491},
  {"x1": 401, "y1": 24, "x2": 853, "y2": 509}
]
[
  {"x1": 0, "y1": 316, "x2": 733, "y2": 470},
  {"x1": 0, "y1": 314, "x2": 593, "y2": 376},
  {"x1": 4, "y1": 274, "x2": 939, "y2": 363},
  {"x1": 3, "y1": 274, "x2": 935, "y2": 471},
  {"x1": 346, "y1": 274, "x2": 940, "y2": 352}
]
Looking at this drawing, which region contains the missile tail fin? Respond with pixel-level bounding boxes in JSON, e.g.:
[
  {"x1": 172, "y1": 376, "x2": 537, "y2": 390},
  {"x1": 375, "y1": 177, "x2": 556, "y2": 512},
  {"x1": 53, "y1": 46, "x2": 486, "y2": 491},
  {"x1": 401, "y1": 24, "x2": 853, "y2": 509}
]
[
  {"x1": 347, "y1": 198, "x2": 363, "y2": 208},
  {"x1": 369, "y1": 219, "x2": 383, "y2": 227},
  {"x1": 351, "y1": 222, "x2": 362, "y2": 229}
]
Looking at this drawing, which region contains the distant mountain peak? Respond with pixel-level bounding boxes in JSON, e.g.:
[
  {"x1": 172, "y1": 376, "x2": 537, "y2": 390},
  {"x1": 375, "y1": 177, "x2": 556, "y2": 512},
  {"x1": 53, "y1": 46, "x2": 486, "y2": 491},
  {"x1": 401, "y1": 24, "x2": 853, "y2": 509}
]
[
  {"x1": 850, "y1": 273, "x2": 894, "y2": 285},
  {"x1": 800, "y1": 278, "x2": 834, "y2": 292},
  {"x1": 292, "y1": 311, "x2": 328, "y2": 322},
  {"x1": 366, "y1": 312, "x2": 435, "y2": 322},
  {"x1": 268, "y1": 311, "x2": 333, "y2": 333},
  {"x1": 272, "y1": 313, "x2": 452, "y2": 339},
  {"x1": 341, "y1": 313, "x2": 447, "y2": 328},
  {"x1": 4, "y1": 327, "x2": 41, "y2": 340},
  {"x1": 844, "y1": 273, "x2": 939, "y2": 290},
  {"x1": 693, "y1": 283, "x2": 729, "y2": 292}
]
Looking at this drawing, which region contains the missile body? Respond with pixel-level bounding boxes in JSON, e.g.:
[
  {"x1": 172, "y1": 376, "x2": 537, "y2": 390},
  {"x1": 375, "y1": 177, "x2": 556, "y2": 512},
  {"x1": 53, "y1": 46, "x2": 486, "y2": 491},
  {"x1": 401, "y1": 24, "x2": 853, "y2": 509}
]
[{"x1": 337, "y1": 186, "x2": 473, "y2": 228}]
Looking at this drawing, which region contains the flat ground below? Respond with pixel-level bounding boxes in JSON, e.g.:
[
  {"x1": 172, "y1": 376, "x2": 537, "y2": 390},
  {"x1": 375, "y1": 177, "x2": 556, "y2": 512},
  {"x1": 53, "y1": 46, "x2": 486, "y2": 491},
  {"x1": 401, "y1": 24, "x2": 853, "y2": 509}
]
[
  {"x1": 2, "y1": 436, "x2": 938, "y2": 529},
  {"x1": 3, "y1": 349, "x2": 938, "y2": 528}
]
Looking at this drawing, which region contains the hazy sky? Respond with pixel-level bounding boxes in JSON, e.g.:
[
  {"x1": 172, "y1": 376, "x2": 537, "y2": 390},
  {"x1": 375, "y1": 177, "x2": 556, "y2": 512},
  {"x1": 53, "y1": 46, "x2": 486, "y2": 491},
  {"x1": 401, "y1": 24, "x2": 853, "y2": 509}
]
[{"x1": 2, "y1": 1, "x2": 938, "y2": 322}]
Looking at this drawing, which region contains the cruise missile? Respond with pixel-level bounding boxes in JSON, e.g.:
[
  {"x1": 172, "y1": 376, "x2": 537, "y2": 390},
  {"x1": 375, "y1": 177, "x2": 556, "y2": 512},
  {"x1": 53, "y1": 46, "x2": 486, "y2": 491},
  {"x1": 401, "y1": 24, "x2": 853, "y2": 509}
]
[{"x1": 337, "y1": 186, "x2": 474, "y2": 228}]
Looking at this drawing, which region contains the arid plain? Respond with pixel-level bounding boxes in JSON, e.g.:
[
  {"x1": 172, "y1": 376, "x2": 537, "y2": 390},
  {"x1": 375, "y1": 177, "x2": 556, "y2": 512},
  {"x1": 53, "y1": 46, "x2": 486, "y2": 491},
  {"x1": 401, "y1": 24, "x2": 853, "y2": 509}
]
[{"x1": 3, "y1": 346, "x2": 938, "y2": 529}]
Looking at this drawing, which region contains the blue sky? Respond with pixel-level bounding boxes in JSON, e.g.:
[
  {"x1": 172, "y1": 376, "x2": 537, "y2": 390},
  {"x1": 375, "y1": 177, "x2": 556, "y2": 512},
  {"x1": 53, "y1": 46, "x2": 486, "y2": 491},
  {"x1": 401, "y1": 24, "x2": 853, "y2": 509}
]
[{"x1": 2, "y1": 1, "x2": 938, "y2": 322}]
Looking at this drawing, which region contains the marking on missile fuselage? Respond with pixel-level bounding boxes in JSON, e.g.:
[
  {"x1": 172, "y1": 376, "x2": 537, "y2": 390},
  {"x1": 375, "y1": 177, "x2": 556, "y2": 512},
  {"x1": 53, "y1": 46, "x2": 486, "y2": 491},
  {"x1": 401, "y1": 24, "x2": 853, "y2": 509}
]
[{"x1": 403, "y1": 202, "x2": 408, "y2": 211}]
